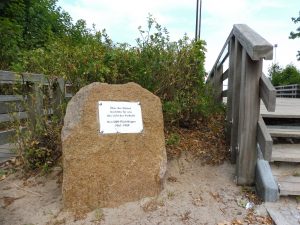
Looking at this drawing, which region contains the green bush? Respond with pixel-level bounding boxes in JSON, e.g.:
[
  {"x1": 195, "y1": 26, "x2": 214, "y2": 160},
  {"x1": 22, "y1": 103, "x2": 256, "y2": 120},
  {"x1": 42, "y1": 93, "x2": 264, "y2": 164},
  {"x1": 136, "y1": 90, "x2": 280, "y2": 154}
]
[
  {"x1": 8, "y1": 80, "x2": 65, "y2": 172},
  {"x1": 12, "y1": 15, "x2": 215, "y2": 125}
]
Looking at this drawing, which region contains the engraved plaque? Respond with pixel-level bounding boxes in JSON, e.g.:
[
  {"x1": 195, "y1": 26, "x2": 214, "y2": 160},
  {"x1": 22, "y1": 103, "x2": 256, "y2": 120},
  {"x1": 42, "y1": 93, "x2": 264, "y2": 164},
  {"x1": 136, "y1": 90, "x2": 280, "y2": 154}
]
[{"x1": 98, "y1": 101, "x2": 143, "y2": 134}]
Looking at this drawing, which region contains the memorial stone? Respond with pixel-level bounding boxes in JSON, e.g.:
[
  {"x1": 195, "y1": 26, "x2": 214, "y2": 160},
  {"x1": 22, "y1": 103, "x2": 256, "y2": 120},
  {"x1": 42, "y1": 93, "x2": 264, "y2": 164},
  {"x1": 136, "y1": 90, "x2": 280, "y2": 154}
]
[{"x1": 62, "y1": 82, "x2": 167, "y2": 213}]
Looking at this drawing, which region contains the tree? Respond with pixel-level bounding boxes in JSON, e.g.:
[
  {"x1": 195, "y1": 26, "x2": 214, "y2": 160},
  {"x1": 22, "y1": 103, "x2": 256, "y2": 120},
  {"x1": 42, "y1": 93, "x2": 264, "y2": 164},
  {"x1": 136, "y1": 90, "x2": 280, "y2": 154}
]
[
  {"x1": 0, "y1": 0, "x2": 25, "y2": 68},
  {"x1": 269, "y1": 63, "x2": 300, "y2": 86},
  {"x1": 0, "y1": 0, "x2": 72, "y2": 69},
  {"x1": 289, "y1": 11, "x2": 300, "y2": 60}
]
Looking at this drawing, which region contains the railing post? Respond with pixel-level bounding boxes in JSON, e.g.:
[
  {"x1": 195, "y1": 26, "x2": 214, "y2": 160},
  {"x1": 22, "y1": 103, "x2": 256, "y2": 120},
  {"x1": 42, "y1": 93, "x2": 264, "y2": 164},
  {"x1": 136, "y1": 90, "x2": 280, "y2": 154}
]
[
  {"x1": 226, "y1": 37, "x2": 235, "y2": 145},
  {"x1": 230, "y1": 39, "x2": 243, "y2": 164},
  {"x1": 213, "y1": 65, "x2": 223, "y2": 104},
  {"x1": 236, "y1": 49, "x2": 262, "y2": 185}
]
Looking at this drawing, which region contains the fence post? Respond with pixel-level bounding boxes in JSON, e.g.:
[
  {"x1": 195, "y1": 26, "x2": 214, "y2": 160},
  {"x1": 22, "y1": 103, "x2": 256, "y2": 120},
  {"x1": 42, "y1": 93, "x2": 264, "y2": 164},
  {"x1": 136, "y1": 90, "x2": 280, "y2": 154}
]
[
  {"x1": 27, "y1": 81, "x2": 43, "y2": 131},
  {"x1": 52, "y1": 78, "x2": 65, "y2": 120},
  {"x1": 230, "y1": 39, "x2": 243, "y2": 164},
  {"x1": 236, "y1": 48, "x2": 262, "y2": 185}
]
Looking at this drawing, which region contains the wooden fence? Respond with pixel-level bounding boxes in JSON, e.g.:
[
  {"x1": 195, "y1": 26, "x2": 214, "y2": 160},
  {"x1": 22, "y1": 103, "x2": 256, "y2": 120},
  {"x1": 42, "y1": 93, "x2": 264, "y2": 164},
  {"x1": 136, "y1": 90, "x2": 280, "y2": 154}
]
[
  {"x1": 206, "y1": 24, "x2": 276, "y2": 185},
  {"x1": 0, "y1": 70, "x2": 70, "y2": 145},
  {"x1": 275, "y1": 84, "x2": 300, "y2": 98}
]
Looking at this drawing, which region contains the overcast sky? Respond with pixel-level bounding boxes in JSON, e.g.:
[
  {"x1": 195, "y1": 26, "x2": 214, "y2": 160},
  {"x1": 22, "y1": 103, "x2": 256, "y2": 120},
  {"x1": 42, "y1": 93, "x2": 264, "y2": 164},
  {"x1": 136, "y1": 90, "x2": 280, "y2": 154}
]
[{"x1": 58, "y1": 0, "x2": 300, "y2": 74}]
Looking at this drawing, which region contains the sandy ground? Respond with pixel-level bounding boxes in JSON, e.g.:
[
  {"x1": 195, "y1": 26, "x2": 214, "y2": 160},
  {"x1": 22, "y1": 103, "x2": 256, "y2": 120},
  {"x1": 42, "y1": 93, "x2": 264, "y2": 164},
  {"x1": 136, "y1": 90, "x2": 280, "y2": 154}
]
[{"x1": 0, "y1": 153, "x2": 281, "y2": 225}]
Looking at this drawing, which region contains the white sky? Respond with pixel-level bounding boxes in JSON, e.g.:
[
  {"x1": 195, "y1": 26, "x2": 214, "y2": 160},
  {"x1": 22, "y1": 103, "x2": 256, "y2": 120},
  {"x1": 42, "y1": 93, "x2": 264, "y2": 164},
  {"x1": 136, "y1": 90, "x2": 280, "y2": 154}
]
[{"x1": 58, "y1": 0, "x2": 300, "y2": 74}]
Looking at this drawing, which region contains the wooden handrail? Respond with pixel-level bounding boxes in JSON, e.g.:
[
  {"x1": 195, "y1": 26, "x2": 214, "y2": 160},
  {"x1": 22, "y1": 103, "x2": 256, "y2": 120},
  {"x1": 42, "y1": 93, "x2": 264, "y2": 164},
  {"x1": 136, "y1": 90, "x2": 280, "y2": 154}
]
[
  {"x1": 232, "y1": 24, "x2": 273, "y2": 60},
  {"x1": 207, "y1": 24, "x2": 273, "y2": 81}
]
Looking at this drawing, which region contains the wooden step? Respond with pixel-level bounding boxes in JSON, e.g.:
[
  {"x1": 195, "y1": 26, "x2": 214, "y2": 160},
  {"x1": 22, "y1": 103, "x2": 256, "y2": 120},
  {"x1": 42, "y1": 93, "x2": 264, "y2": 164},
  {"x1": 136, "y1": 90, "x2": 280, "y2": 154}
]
[
  {"x1": 271, "y1": 162, "x2": 300, "y2": 196},
  {"x1": 271, "y1": 144, "x2": 300, "y2": 162},
  {"x1": 268, "y1": 126, "x2": 300, "y2": 138},
  {"x1": 277, "y1": 176, "x2": 300, "y2": 196}
]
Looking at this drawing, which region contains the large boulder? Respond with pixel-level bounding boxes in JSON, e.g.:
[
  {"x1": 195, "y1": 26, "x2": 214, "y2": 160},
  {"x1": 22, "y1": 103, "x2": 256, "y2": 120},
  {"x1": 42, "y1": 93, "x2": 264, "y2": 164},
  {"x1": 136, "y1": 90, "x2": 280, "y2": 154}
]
[{"x1": 62, "y1": 82, "x2": 167, "y2": 214}]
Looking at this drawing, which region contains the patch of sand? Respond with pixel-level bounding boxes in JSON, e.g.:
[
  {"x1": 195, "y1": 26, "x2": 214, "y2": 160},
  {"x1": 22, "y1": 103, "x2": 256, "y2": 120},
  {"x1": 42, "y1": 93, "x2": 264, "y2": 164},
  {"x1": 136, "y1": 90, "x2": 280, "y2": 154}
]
[{"x1": 0, "y1": 153, "x2": 274, "y2": 225}]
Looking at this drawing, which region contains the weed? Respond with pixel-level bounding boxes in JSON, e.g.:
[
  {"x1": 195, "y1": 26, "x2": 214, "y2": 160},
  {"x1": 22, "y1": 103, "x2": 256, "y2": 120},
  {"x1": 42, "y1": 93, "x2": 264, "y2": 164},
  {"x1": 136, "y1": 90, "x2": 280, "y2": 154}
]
[
  {"x1": 167, "y1": 191, "x2": 175, "y2": 200},
  {"x1": 166, "y1": 133, "x2": 180, "y2": 146},
  {"x1": 293, "y1": 171, "x2": 300, "y2": 177},
  {"x1": 180, "y1": 210, "x2": 191, "y2": 221},
  {"x1": 94, "y1": 208, "x2": 104, "y2": 221}
]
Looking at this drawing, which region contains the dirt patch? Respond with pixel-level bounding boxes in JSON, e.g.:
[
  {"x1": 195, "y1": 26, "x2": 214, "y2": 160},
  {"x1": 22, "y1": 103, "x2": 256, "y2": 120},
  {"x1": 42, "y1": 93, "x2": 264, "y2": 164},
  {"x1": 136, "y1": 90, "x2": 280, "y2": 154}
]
[{"x1": 166, "y1": 114, "x2": 230, "y2": 165}]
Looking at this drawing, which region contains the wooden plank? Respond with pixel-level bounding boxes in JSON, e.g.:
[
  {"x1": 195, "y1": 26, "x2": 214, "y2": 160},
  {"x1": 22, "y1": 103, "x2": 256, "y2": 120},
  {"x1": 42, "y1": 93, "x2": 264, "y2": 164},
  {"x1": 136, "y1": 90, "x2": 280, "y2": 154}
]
[
  {"x1": 0, "y1": 112, "x2": 28, "y2": 123},
  {"x1": 257, "y1": 116, "x2": 273, "y2": 161},
  {"x1": 27, "y1": 82, "x2": 43, "y2": 130},
  {"x1": 0, "y1": 143, "x2": 16, "y2": 163},
  {"x1": 0, "y1": 95, "x2": 25, "y2": 114},
  {"x1": 276, "y1": 84, "x2": 300, "y2": 89},
  {"x1": 213, "y1": 65, "x2": 223, "y2": 104},
  {"x1": 222, "y1": 68, "x2": 229, "y2": 81},
  {"x1": 0, "y1": 71, "x2": 23, "y2": 82},
  {"x1": 207, "y1": 30, "x2": 233, "y2": 81},
  {"x1": 0, "y1": 70, "x2": 46, "y2": 83},
  {"x1": 53, "y1": 78, "x2": 65, "y2": 118},
  {"x1": 230, "y1": 38, "x2": 243, "y2": 164},
  {"x1": 236, "y1": 48, "x2": 262, "y2": 185},
  {"x1": 217, "y1": 51, "x2": 229, "y2": 70},
  {"x1": 268, "y1": 126, "x2": 300, "y2": 138},
  {"x1": 261, "y1": 98, "x2": 300, "y2": 119},
  {"x1": 270, "y1": 161, "x2": 300, "y2": 177},
  {"x1": 0, "y1": 95, "x2": 23, "y2": 102},
  {"x1": 260, "y1": 73, "x2": 276, "y2": 112},
  {"x1": 0, "y1": 129, "x2": 15, "y2": 145},
  {"x1": 266, "y1": 207, "x2": 293, "y2": 225},
  {"x1": 226, "y1": 37, "x2": 235, "y2": 146},
  {"x1": 222, "y1": 89, "x2": 227, "y2": 97},
  {"x1": 272, "y1": 144, "x2": 300, "y2": 162},
  {"x1": 275, "y1": 174, "x2": 300, "y2": 195},
  {"x1": 65, "y1": 93, "x2": 73, "y2": 99},
  {"x1": 0, "y1": 102, "x2": 25, "y2": 114},
  {"x1": 233, "y1": 24, "x2": 273, "y2": 60}
]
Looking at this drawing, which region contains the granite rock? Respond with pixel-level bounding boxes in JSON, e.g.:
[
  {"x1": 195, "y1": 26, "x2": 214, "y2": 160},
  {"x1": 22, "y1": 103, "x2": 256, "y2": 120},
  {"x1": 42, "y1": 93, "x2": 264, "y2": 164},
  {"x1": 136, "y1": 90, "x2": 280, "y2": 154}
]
[{"x1": 62, "y1": 82, "x2": 167, "y2": 213}]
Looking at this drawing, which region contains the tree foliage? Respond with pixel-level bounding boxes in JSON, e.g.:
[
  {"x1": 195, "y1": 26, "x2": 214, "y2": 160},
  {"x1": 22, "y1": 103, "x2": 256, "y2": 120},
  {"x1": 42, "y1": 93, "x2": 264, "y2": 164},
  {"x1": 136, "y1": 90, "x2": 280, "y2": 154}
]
[
  {"x1": 269, "y1": 63, "x2": 300, "y2": 86},
  {"x1": 0, "y1": 0, "x2": 71, "y2": 69},
  {"x1": 289, "y1": 11, "x2": 300, "y2": 60}
]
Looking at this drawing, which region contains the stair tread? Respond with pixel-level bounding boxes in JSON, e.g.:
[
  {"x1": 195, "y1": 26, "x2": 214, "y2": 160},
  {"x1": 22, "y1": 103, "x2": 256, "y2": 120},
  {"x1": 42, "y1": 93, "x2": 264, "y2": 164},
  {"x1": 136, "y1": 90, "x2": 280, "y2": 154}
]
[
  {"x1": 267, "y1": 126, "x2": 300, "y2": 138},
  {"x1": 277, "y1": 177, "x2": 300, "y2": 196},
  {"x1": 271, "y1": 162, "x2": 300, "y2": 196},
  {"x1": 272, "y1": 144, "x2": 300, "y2": 162}
]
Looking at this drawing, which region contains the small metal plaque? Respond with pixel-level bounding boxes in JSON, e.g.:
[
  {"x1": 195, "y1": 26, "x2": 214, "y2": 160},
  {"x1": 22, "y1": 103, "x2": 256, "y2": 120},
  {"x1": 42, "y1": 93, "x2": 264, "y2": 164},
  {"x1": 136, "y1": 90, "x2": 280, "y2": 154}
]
[{"x1": 98, "y1": 101, "x2": 143, "y2": 134}]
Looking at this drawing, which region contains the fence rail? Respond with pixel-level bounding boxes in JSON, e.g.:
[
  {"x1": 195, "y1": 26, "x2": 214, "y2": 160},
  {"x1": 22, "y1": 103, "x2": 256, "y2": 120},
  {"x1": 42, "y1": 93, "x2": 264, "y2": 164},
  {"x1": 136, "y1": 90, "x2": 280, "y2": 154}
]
[
  {"x1": 0, "y1": 70, "x2": 72, "y2": 145},
  {"x1": 206, "y1": 24, "x2": 275, "y2": 185},
  {"x1": 275, "y1": 84, "x2": 300, "y2": 98}
]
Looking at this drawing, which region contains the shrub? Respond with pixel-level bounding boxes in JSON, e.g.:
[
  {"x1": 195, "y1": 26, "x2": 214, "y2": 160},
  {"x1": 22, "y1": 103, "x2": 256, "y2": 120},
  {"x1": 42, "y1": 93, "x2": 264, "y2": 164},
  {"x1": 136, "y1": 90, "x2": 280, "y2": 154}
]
[{"x1": 8, "y1": 16, "x2": 222, "y2": 171}]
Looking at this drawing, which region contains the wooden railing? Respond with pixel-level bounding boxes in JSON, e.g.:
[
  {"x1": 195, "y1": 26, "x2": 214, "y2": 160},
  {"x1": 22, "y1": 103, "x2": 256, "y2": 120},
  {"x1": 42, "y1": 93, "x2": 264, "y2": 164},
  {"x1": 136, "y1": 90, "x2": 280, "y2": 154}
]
[
  {"x1": 0, "y1": 70, "x2": 71, "y2": 145},
  {"x1": 207, "y1": 24, "x2": 276, "y2": 185},
  {"x1": 275, "y1": 84, "x2": 300, "y2": 98}
]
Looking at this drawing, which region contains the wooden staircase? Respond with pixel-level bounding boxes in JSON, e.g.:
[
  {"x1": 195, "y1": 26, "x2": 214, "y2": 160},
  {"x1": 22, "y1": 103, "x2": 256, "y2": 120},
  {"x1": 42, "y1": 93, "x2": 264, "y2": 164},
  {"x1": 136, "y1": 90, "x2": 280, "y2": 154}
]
[{"x1": 262, "y1": 103, "x2": 300, "y2": 197}]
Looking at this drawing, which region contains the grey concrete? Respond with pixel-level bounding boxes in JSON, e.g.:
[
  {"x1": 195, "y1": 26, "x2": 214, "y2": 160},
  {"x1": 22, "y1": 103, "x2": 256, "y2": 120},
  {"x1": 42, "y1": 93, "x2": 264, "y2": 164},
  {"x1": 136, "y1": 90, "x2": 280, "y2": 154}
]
[{"x1": 255, "y1": 158, "x2": 279, "y2": 202}]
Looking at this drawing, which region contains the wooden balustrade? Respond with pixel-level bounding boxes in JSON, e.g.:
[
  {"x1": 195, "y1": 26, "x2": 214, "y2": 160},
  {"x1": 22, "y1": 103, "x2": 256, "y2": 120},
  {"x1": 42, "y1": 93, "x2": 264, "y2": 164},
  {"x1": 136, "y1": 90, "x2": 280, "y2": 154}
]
[
  {"x1": 207, "y1": 24, "x2": 276, "y2": 185},
  {"x1": 0, "y1": 70, "x2": 71, "y2": 145}
]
